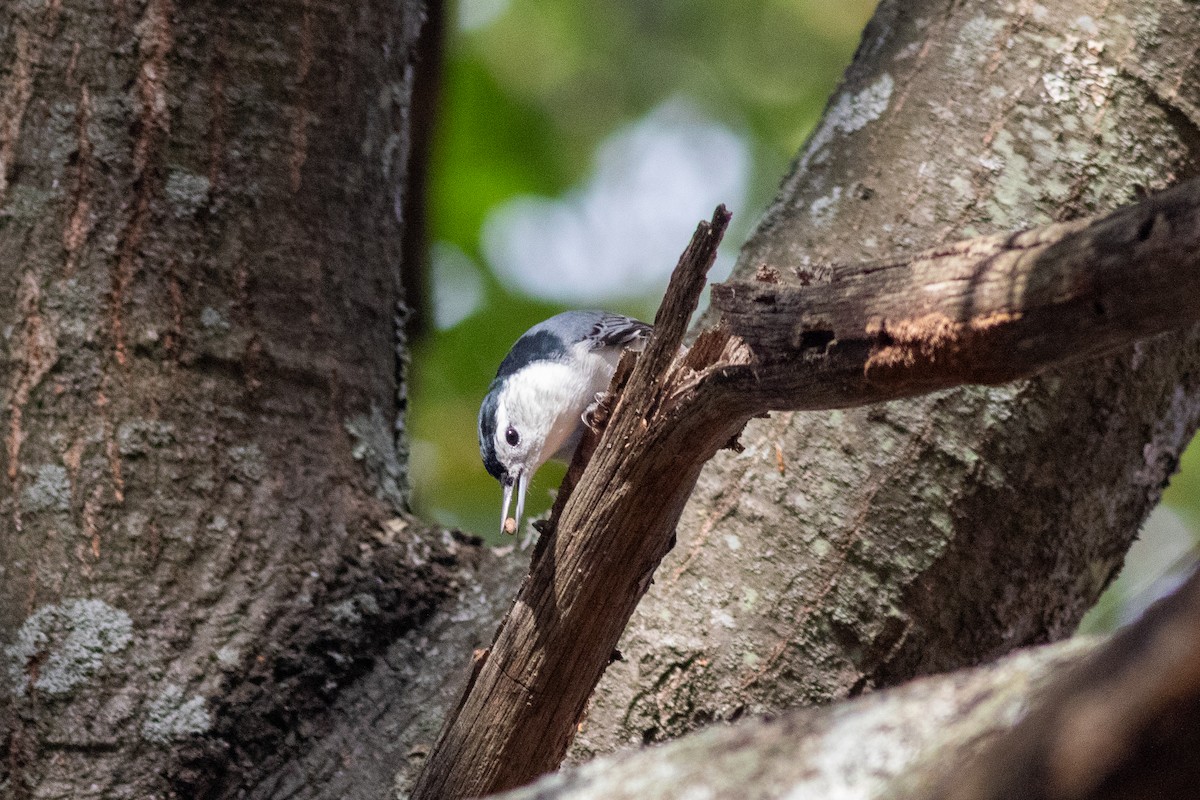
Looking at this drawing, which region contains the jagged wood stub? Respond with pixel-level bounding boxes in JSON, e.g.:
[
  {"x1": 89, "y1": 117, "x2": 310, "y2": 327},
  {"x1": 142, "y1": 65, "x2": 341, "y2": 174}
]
[{"x1": 410, "y1": 207, "x2": 747, "y2": 799}]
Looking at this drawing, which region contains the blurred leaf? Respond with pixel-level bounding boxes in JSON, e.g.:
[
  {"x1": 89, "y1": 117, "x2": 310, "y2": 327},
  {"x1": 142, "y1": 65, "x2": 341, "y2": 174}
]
[
  {"x1": 1164, "y1": 435, "x2": 1200, "y2": 530},
  {"x1": 430, "y1": 55, "x2": 570, "y2": 260}
]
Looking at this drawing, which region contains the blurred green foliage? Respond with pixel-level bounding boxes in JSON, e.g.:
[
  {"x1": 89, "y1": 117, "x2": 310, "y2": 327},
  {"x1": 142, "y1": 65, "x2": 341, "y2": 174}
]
[{"x1": 1165, "y1": 437, "x2": 1200, "y2": 530}]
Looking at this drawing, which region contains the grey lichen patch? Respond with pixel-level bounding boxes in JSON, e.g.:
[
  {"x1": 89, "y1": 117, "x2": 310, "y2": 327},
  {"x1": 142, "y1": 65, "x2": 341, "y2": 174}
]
[
  {"x1": 809, "y1": 186, "x2": 843, "y2": 226},
  {"x1": 951, "y1": 14, "x2": 1005, "y2": 68},
  {"x1": 215, "y1": 645, "x2": 241, "y2": 670},
  {"x1": 200, "y1": 306, "x2": 231, "y2": 332},
  {"x1": 141, "y1": 684, "x2": 213, "y2": 744},
  {"x1": 164, "y1": 169, "x2": 211, "y2": 216},
  {"x1": 117, "y1": 419, "x2": 175, "y2": 458},
  {"x1": 3, "y1": 184, "x2": 57, "y2": 221},
  {"x1": 23, "y1": 464, "x2": 70, "y2": 511},
  {"x1": 345, "y1": 402, "x2": 409, "y2": 512},
  {"x1": 4, "y1": 599, "x2": 133, "y2": 697},
  {"x1": 986, "y1": 127, "x2": 1043, "y2": 228},
  {"x1": 1040, "y1": 37, "x2": 1117, "y2": 112},
  {"x1": 928, "y1": 509, "x2": 953, "y2": 535},
  {"x1": 355, "y1": 592, "x2": 381, "y2": 616},
  {"x1": 329, "y1": 592, "x2": 383, "y2": 626},
  {"x1": 837, "y1": 73, "x2": 894, "y2": 134},
  {"x1": 791, "y1": 73, "x2": 895, "y2": 179},
  {"x1": 227, "y1": 443, "x2": 266, "y2": 483}
]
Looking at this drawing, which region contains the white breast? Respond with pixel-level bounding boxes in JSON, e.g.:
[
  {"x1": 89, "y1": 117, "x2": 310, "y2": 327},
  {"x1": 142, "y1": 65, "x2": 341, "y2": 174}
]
[{"x1": 500, "y1": 343, "x2": 622, "y2": 468}]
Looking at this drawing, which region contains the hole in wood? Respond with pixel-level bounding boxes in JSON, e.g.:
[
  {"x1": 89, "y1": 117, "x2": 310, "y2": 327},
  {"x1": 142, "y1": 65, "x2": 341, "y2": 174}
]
[
  {"x1": 799, "y1": 329, "x2": 835, "y2": 350},
  {"x1": 1137, "y1": 213, "x2": 1155, "y2": 242}
]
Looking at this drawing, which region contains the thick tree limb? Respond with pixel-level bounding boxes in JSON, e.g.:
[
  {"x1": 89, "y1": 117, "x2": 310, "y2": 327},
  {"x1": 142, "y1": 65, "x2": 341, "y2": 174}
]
[
  {"x1": 490, "y1": 565, "x2": 1200, "y2": 800},
  {"x1": 487, "y1": 638, "x2": 1101, "y2": 800},
  {"x1": 937, "y1": 566, "x2": 1200, "y2": 800},
  {"x1": 713, "y1": 177, "x2": 1200, "y2": 410}
]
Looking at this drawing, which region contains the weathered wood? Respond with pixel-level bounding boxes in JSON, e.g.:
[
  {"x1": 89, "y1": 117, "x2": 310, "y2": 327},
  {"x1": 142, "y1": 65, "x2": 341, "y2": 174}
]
[
  {"x1": 713, "y1": 178, "x2": 1200, "y2": 410},
  {"x1": 409, "y1": 208, "x2": 744, "y2": 799}
]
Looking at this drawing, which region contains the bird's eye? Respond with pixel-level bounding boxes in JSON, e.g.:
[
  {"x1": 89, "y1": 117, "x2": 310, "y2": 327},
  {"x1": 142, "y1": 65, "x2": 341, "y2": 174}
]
[{"x1": 505, "y1": 426, "x2": 520, "y2": 446}]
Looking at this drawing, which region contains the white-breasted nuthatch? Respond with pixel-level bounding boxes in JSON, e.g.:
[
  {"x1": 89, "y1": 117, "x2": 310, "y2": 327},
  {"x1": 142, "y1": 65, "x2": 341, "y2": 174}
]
[{"x1": 478, "y1": 310, "x2": 652, "y2": 535}]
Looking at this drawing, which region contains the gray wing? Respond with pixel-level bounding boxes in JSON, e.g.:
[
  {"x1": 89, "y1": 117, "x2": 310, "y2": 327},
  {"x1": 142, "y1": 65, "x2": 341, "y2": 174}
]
[
  {"x1": 492, "y1": 311, "x2": 651, "y2": 383},
  {"x1": 578, "y1": 311, "x2": 652, "y2": 350}
]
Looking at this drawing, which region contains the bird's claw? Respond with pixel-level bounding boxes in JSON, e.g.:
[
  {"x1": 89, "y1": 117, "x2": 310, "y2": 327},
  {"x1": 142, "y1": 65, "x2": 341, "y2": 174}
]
[{"x1": 582, "y1": 392, "x2": 607, "y2": 432}]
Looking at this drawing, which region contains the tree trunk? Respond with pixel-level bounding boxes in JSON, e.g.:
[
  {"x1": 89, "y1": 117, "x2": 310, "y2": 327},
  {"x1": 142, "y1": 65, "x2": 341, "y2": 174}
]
[{"x1": 0, "y1": 1, "x2": 455, "y2": 797}]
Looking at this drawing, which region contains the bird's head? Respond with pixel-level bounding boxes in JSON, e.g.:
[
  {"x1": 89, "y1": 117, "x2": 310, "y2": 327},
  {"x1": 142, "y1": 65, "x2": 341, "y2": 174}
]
[{"x1": 478, "y1": 377, "x2": 557, "y2": 535}]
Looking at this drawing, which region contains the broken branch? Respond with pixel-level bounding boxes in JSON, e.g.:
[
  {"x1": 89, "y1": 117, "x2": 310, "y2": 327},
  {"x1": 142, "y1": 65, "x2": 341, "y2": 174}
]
[{"x1": 714, "y1": 177, "x2": 1200, "y2": 410}]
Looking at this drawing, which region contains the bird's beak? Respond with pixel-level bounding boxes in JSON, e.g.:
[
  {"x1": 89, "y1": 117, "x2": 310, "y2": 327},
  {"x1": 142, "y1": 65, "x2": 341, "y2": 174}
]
[{"x1": 500, "y1": 469, "x2": 529, "y2": 535}]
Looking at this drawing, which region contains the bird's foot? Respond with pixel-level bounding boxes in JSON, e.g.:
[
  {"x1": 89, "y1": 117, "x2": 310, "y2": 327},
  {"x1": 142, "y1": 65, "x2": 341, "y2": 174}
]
[{"x1": 582, "y1": 392, "x2": 608, "y2": 432}]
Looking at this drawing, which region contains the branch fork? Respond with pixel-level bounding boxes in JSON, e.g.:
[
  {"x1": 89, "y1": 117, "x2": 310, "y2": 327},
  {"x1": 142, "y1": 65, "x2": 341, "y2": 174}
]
[{"x1": 412, "y1": 177, "x2": 1200, "y2": 799}]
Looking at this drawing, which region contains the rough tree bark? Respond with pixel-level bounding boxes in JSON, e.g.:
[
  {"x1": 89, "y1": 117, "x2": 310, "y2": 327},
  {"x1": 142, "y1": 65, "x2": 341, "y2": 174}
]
[
  {"x1": 489, "y1": 638, "x2": 1104, "y2": 800},
  {"x1": 0, "y1": 1, "x2": 456, "y2": 798}
]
